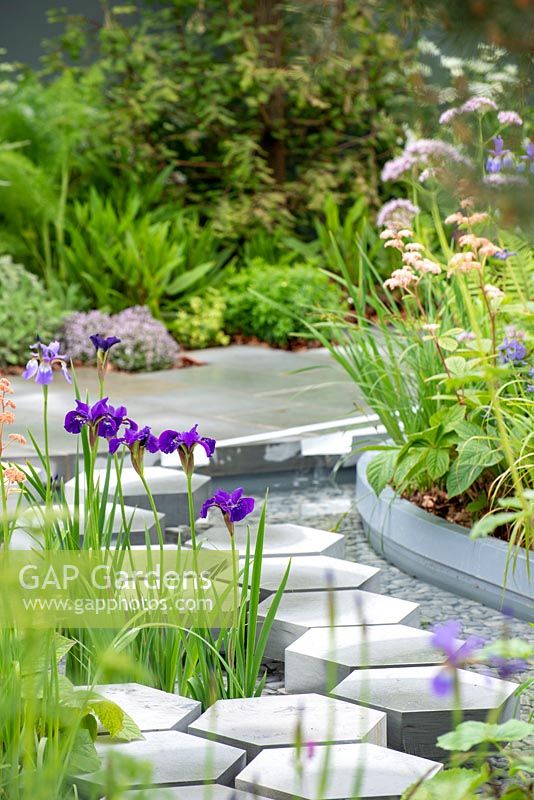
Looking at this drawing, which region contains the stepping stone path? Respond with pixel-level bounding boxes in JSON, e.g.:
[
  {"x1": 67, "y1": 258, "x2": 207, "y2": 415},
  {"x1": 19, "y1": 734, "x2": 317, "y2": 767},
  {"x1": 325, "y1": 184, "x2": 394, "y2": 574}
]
[
  {"x1": 179, "y1": 522, "x2": 345, "y2": 558},
  {"x1": 235, "y1": 742, "x2": 442, "y2": 799},
  {"x1": 74, "y1": 730, "x2": 246, "y2": 794},
  {"x1": 331, "y1": 665, "x2": 520, "y2": 759},
  {"x1": 123, "y1": 786, "x2": 262, "y2": 799},
  {"x1": 64, "y1": 466, "x2": 211, "y2": 527},
  {"x1": 90, "y1": 683, "x2": 201, "y2": 733},
  {"x1": 237, "y1": 554, "x2": 381, "y2": 599},
  {"x1": 15, "y1": 503, "x2": 165, "y2": 546},
  {"x1": 188, "y1": 693, "x2": 387, "y2": 761},
  {"x1": 258, "y1": 589, "x2": 420, "y2": 660},
  {"x1": 284, "y1": 624, "x2": 453, "y2": 693}
]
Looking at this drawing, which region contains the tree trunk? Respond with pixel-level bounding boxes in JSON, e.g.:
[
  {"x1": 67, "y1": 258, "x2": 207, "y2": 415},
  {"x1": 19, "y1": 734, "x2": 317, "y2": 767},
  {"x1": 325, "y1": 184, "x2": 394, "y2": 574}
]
[{"x1": 255, "y1": 0, "x2": 286, "y2": 185}]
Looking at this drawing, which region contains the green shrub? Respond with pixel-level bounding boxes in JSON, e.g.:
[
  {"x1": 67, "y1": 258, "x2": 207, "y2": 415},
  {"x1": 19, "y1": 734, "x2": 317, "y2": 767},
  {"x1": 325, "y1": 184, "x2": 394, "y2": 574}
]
[
  {"x1": 0, "y1": 255, "x2": 64, "y2": 367},
  {"x1": 222, "y1": 260, "x2": 346, "y2": 348},
  {"x1": 171, "y1": 289, "x2": 230, "y2": 350}
]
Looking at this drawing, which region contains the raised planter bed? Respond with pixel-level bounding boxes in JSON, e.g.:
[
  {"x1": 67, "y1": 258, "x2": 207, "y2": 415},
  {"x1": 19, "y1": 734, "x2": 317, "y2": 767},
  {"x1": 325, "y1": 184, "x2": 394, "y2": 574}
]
[{"x1": 356, "y1": 451, "x2": 533, "y2": 622}]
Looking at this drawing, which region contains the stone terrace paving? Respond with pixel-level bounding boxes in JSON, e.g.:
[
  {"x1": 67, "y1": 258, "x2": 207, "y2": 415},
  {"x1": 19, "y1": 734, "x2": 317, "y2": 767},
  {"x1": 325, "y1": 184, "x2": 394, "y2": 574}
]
[{"x1": 57, "y1": 472, "x2": 531, "y2": 799}]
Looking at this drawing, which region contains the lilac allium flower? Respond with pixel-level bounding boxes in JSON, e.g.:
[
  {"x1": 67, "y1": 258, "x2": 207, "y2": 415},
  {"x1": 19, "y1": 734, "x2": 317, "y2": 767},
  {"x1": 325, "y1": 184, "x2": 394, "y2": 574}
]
[
  {"x1": 486, "y1": 136, "x2": 514, "y2": 173},
  {"x1": 200, "y1": 488, "x2": 255, "y2": 536},
  {"x1": 90, "y1": 334, "x2": 121, "y2": 353},
  {"x1": 159, "y1": 425, "x2": 216, "y2": 476},
  {"x1": 109, "y1": 422, "x2": 159, "y2": 476},
  {"x1": 405, "y1": 139, "x2": 471, "y2": 167},
  {"x1": 23, "y1": 341, "x2": 71, "y2": 385},
  {"x1": 64, "y1": 397, "x2": 129, "y2": 446},
  {"x1": 430, "y1": 620, "x2": 484, "y2": 697},
  {"x1": 381, "y1": 154, "x2": 417, "y2": 182},
  {"x1": 376, "y1": 199, "x2": 420, "y2": 229},
  {"x1": 498, "y1": 330, "x2": 528, "y2": 364},
  {"x1": 460, "y1": 96, "x2": 498, "y2": 114},
  {"x1": 497, "y1": 111, "x2": 523, "y2": 126}
]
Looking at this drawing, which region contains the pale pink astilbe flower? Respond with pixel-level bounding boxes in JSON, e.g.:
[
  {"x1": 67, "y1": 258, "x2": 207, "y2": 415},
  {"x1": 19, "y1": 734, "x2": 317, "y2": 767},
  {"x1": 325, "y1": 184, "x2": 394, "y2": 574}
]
[
  {"x1": 418, "y1": 259, "x2": 442, "y2": 274},
  {"x1": 448, "y1": 252, "x2": 482, "y2": 275},
  {"x1": 384, "y1": 268, "x2": 418, "y2": 291},
  {"x1": 484, "y1": 284, "x2": 505, "y2": 300},
  {"x1": 497, "y1": 111, "x2": 523, "y2": 126}
]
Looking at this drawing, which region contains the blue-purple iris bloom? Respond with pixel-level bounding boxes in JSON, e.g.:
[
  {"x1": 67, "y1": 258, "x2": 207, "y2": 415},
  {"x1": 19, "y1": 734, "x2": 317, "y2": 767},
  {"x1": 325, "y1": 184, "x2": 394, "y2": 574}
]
[
  {"x1": 64, "y1": 397, "x2": 129, "y2": 446},
  {"x1": 23, "y1": 341, "x2": 71, "y2": 385},
  {"x1": 200, "y1": 488, "x2": 255, "y2": 536},
  {"x1": 527, "y1": 366, "x2": 534, "y2": 393},
  {"x1": 430, "y1": 620, "x2": 485, "y2": 697},
  {"x1": 90, "y1": 334, "x2": 121, "y2": 354},
  {"x1": 498, "y1": 336, "x2": 528, "y2": 365},
  {"x1": 517, "y1": 141, "x2": 534, "y2": 174},
  {"x1": 109, "y1": 422, "x2": 159, "y2": 476},
  {"x1": 490, "y1": 656, "x2": 528, "y2": 679},
  {"x1": 493, "y1": 249, "x2": 515, "y2": 261},
  {"x1": 486, "y1": 136, "x2": 514, "y2": 173},
  {"x1": 158, "y1": 424, "x2": 216, "y2": 476}
]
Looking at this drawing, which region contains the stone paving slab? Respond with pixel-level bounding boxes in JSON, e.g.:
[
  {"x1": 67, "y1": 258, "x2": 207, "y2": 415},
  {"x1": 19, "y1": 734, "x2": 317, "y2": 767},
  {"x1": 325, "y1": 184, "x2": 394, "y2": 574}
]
[
  {"x1": 64, "y1": 466, "x2": 211, "y2": 527},
  {"x1": 331, "y1": 666, "x2": 520, "y2": 759},
  {"x1": 238, "y1": 555, "x2": 380, "y2": 599},
  {"x1": 14, "y1": 503, "x2": 165, "y2": 545},
  {"x1": 284, "y1": 625, "x2": 453, "y2": 694},
  {"x1": 188, "y1": 693, "x2": 386, "y2": 761},
  {"x1": 179, "y1": 522, "x2": 345, "y2": 558},
  {"x1": 122, "y1": 785, "x2": 262, "y2": 799},
  {"x1": 88, "y1": 683, "x2": 201, "y2": 733},
  {"x1": 235, "y1": 742, "x2": 442, "y2": 799},
  {"x1": 258, "y1": 590, "x2": 420, "y2": 660},
  {"x1": 73, "y1": 730, "x2": 246, "y2": 794}
]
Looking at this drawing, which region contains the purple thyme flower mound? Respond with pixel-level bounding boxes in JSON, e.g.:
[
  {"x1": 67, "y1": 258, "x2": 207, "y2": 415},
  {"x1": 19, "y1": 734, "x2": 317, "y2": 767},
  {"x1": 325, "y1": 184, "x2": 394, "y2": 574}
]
[
  {"x1": 376, "y1": 199, "x2": 420, "y2": 229},
  {"x1": 159, "y1": 425, "x2": 216, "y2": 475},
  {"x1": 498, "y1": 327, "x2": 528, "y2": 365},
  {"x1": 62, "y1": 306, "x2": 180, "y2": 372},
  {"x1": 23, "y1": 340, "x2": 71, "y2": 385},
  {"x1": 200, "y1": 487, "x2": 255, "y2": 535},
  {"x1": 430, "y1": 620, "x2": 485, "y2": 697},
  {"x1": 64, "y1": 397, "x2": 129, "y2": 445}
]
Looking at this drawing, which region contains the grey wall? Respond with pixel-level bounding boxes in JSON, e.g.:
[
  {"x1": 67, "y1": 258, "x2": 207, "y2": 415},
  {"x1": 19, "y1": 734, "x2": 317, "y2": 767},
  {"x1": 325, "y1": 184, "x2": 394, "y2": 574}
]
[{"x1": 1, "y1": 0, "x2": 103, "y2": 66}]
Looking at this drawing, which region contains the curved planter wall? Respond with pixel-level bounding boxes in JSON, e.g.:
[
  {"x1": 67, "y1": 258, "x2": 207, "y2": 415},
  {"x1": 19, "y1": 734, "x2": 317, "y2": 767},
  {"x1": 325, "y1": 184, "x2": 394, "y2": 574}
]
[{"x1": 356, "y1": 451, "x2": 533, "y2": 622}]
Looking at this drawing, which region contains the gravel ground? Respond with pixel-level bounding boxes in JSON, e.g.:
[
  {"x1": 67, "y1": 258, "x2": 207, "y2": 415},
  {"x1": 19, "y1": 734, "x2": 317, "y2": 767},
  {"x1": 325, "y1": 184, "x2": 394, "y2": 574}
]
[{"x1": 256, "y1": 476, "x2": 533, "y2": 751}]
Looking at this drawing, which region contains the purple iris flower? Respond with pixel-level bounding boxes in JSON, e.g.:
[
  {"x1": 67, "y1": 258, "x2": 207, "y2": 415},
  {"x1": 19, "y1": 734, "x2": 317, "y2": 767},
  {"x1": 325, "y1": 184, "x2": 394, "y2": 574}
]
[
  {"x1": 430, "y1": 620, "x2": 484, "y2": 697},
  {"x1": 90, "y1": 334, "x2": 121, "y2": 353},
  {"x1": 200, "y1": 488, "x2": 255, "y2": 536},
  {"x1": 64, "y1": 397, "x2": 129, "y2": 446},
  {"x1": 109, "y1": 422, "x2": 159, "y2": 476},
  {"x1": 517, "y1": 141, "x2": 534, "y2": 174},
  {"x1": 23, "y1": 341, "x2": 71, "y2": 385},
  {"x1": 493, "y1": 249, "x2": 515, "y2": 261},
  {"x1": 498, "y1": 336, "x2": 528, "y2": 365},
  {"x1": 158, "y1": 425, "x2": 216, "y2": 476},
  {"x1": 486, "y1": 136, "x2": 514, "y2": 173},
  {"x1": 490, "y1": 656, "x2": 528, "y2": 679}
]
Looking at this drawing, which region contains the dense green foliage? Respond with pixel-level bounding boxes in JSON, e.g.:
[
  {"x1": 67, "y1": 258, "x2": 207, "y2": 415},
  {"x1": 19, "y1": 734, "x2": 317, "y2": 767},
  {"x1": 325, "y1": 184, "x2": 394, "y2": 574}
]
[
  {"x1": 0, "y1": 256, "x2": 64, "y2": 367},
  {"x1": 171, "y1": 289, "x2": 230, "y2": 350}
]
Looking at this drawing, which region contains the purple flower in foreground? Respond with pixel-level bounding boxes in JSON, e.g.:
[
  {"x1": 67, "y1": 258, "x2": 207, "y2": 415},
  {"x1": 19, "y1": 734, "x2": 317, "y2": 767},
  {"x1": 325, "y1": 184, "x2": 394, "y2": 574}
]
[
  {"x1": 430, "y1": 620, "x2": 485, "y2": 697},
  {"x1": 90, "y1": 334, "x2": 121, "y2": 354},
  {"x1": 159, "y1": 425, "x2": 216, "y2": 476},
  {"x1": 200, "y1": 488, "x2": 255, "y2": 536},
  {"x1": 64, "y1": 397, "x2": 129, "y2": 446},
  {"x1": 486, "y1": 136, "x2": 514, "y2": 174},
  {"x1": 490, "y1": 656, "x2": 528, "y2": 679},
  {"x1": 498, "y1": 332, "x2": 528, "y2": 365},
  {"x1": 517, "y1": 141, "x2": 534, "y2": 174},
  {"x1": 109, "y1": 422, "x2": 159, "y2": 476},
  {"x1": 493, "y1": 249, "x2": 515, "y2": 261},
  {"x1": 23, "y1": 341, "x2": 71, "y2": 386}
]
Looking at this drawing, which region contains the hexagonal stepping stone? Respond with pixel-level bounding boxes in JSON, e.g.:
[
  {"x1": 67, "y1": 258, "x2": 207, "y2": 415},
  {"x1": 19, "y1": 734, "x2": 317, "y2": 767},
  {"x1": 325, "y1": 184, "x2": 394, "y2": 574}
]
[
  {"x1": 285, "y1": 625, "x2": 452, "y2": 694},
  {"x1": 331, "y1": 666, "x2": 519, "y2": 759},
  {"x1": 123, "y1": 785, "x2": 261, "y2": 798},
  {"x1": 16, "y1": 503, "x2": 165, "y2": 545},
  {"x1": 188, "y1": 693, "x2": 386, "y2": 762},
  {"x1": 179, "y1": 523, "x2": 345, "y2": 558},
  {"x1": 238, "y1": 555, "x2": 380, "y2": 600},
  {"x1": 89, "y1": 683, "x2": 201, "y2": 733},
  {"x1": 73, "y1": 730, "x2": 246, "y2": 794},
  {"x1": 64, "y1": 466, "x2": 211, "y2": 527},
  {"x1": 235, "y1": 742, "x2": 442, "y2": 799},
  {"x1": 258, "y1": 590, "x2": 420, "y2": 661}
]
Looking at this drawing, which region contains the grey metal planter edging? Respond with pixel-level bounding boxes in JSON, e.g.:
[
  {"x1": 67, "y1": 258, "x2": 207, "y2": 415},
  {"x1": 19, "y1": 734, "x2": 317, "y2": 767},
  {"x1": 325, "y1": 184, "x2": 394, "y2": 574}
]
[{"x1": 356, "y1": 451, "x2": 533, "y2": 622}]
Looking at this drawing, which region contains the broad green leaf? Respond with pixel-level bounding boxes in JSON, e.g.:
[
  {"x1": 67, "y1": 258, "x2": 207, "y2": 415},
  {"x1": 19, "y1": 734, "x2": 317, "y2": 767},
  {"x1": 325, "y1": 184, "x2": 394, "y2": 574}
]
[
  {"x1": 479, "y1": 639, "x2": 534, "y2": 661},
  {"x1": 429, "y1": 404, "x2": 465, "y2": 432},
  {"x1": 366, "y1": 449, "x2": 398, "y2": 496},
  {"x1": 401, "y1": 767, "x2": 488, "y2": 800},
  {"x1": 426, "y1": 448, "x2": 450, "y2": 481},
  {"x1": 66, "y1": 729, "x2": 101, "y2": 776},
  {"x1": 90, "y1": 697, "x2": 143, "y2": 742},
  {"x1": 444, "y1": 356, "x2": 470, "y2": 377},
  {"x1": 437, "y1": 720, "x2": 534, "y2": 752},
  {"x1": 470, "y1": 511, "x2": 518, "y2": 539},
  {"x1": 437, "y1": 336, "x2": 459, "y2": 352}
]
